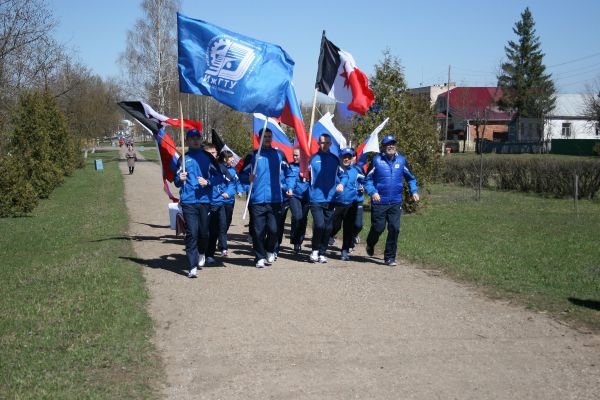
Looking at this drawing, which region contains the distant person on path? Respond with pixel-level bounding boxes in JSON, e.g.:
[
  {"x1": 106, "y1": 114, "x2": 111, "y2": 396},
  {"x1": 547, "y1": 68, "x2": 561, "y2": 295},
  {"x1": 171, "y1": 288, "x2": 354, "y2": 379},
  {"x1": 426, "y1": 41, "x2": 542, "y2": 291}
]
[
  {"x1": 174, "y1": 129, "x2": 220, "y2": 278},
  {"x1": 239, "y1": 128, "x2": 290, "y2": 268},
  {"x1": 125, "y1": 144, "x2": 137, "y2": 175},
  {"x1": 363, "y1": 136, "x2": 419, "y2": 266},
  {"x1": 308, "y1": 133, "x2": 347, "y2": 263}
]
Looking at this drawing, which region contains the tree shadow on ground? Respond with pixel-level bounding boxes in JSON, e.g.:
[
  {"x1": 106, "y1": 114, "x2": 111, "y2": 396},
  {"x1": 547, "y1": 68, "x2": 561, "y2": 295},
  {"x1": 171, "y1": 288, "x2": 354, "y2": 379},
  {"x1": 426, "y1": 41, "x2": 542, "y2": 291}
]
[
  {"x1": 90, "y1": 234, "x2": 182, "y2": 245},
  {"x1": 121, "y1": 254, "x2": 188, "y2": 276},
  {"x1": 223, "y1": 240, "x2": 383, "y2": 267},
  {"x1": 121, "y1": 253, "x2": 228, "y2": 276},
  {"x1": 568, "y1": 297, "x2": 600, "y2": 311},
  {"x1": 133, "y1": 221, "x2": 171, "y2": 229}
]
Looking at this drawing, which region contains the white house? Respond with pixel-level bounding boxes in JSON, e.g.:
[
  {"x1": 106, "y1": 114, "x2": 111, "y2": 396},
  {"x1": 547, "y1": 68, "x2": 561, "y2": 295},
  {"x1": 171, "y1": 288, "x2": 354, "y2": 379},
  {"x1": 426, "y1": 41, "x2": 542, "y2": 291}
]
[{"x1": 545, "y1": 94, "x2": 599, "y2": 140}]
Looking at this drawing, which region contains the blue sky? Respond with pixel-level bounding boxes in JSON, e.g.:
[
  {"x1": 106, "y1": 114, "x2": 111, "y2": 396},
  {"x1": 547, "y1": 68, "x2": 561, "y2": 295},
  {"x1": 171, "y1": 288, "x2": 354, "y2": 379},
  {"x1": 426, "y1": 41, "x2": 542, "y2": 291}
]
[{"x1": 49, "y1": 0, "x2": 600, "y2": 103}]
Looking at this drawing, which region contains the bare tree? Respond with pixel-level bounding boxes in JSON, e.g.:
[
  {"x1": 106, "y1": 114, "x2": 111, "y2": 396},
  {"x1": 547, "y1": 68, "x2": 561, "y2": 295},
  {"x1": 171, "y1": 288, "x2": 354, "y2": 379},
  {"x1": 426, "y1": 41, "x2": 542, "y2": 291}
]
[
  {"x1": 0, "y1": 0, "x2": 58, "y2": 110},
  {"x1": 584, "y1": 78, "x2": 600, "y2": 129},
  {"x1": 119, "y1": 0, "x2": 180, "y2": 114},
  {"x1": 51, "y1": 61, "x2": 122, "y2": 141}
]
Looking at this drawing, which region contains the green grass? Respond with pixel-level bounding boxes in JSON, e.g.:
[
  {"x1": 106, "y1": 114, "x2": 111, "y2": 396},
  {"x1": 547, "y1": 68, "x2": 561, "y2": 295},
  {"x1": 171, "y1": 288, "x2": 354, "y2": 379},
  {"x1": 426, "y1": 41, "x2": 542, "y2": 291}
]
[
  {"x1": 137, "y1": 146, "x2": 160, "y2": 163},
  {"x1": 372, "y1": 184, "x2": 600, "y2": 330},
  {"x1": 0, "y1": 150, "x2": 160, "y2": 399}
]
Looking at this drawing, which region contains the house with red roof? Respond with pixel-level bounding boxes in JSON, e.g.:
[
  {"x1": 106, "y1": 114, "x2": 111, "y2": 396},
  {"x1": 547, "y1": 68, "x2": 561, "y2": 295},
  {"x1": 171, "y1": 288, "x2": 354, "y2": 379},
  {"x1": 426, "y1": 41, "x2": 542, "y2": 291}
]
[{"x1": 435, "y1": 87, "x2": 513, "y2": 151}]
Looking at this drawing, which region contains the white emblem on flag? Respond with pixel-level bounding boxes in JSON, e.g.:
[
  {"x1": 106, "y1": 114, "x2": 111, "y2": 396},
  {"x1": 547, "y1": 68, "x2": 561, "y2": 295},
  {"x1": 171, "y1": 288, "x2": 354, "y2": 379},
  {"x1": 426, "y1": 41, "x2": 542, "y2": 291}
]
[{"x1": 206, "y1": 36, "x2": 256, "y2": 81}]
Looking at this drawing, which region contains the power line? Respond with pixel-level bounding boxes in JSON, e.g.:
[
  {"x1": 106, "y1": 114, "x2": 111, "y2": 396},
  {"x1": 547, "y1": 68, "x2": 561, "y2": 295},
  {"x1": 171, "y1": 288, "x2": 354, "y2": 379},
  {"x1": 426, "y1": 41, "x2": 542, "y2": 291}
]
[
  {"x1": 551, "y1": 61, "x2": 600, "y2": 77},
  {"x1": 546, "y1": 52, "x2": 600, "y2": 69}
]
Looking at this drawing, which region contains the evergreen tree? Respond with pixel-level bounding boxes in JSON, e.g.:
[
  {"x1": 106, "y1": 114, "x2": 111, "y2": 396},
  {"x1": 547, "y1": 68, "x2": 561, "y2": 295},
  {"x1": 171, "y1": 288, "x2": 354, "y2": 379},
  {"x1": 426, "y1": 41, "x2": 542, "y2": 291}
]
[
  {"x1": 0, "y1": 155, "x2": 38, "y2": 217},
  {"x1": 353, "y1": 51, "x2": 441, "y2": 212},
  {"x1": 497, "y1": 7, "x2": 556, "y2": 118},
  {"x1": 9, "y1": 91, "x2": 63, "y2": 198},
  {"x1": 43, "y1": 91, "x2": 82, "y2": 175},
  {"x1": 217, "y1": 109, "x2": 253, "y2": 156}
]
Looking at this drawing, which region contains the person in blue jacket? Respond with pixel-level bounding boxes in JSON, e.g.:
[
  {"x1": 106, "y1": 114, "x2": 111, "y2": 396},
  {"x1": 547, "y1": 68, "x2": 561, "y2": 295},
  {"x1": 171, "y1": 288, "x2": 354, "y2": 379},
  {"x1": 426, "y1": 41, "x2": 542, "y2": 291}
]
[
  {"x1": 204, "y1": 143, "x2": 236, "y2": 264},
  {"x1": 351, "y1": 152, "x2": 366, "y2": 252},
  {"x1": 330, "y1": 148, "x2": 365, "y2": 261},
  {"x1": 308, "y1": 133, "x2": 348, "y2": 263},
  {"x1": 218, "y1": 150, "x2": 244, "y2": 257},
  {"x1": 274, "y1": 160, "x2": 291, "y2": 258},
  {"x1": 174, "y1": 129, "x2": 222, "y2": 278},
  {"x1": 285, "y1": 148, "x2": 310, "y2": 254},
  {"x1": 239, "y1": 128, "x2": 290, "y2": 268},
  {"x1": 363, "y1": 135, "x2": 420, "y2": 266}
]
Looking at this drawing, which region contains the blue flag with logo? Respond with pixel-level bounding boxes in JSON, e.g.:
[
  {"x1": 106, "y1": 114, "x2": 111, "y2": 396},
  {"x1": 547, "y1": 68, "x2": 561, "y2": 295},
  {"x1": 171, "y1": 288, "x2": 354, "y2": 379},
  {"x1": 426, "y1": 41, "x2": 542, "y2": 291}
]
[{"x1": 177, "y1": 13, "x2": 295, "y2": 117}]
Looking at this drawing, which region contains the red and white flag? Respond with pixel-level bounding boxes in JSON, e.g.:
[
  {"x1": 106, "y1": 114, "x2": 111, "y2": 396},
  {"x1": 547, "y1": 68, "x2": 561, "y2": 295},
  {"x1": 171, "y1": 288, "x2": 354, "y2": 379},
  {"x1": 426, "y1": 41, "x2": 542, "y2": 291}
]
[{"x1": 316, "y1": 35, "x2": 375, "y2": 115}]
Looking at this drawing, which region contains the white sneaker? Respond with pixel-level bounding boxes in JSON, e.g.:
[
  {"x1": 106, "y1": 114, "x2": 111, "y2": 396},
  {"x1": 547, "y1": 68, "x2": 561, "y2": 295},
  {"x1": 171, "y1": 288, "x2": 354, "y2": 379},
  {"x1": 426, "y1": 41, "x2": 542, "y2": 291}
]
[
  {"x1": 309, "y1": 250, "x2": 319, "y2": 263},
  {"x1": 266, "y1": 252, "x2": 275, "y2": 265},
  {"x1": 318, "y1": 255, "x2": 327, "y2": 263},
  {"x1": 198, "y1": 254, "x2": 206, "y2": 267},
  {"x1": 221, "y1": 249, "x2": 228, "y2": 257},
  {"x1": 341, "y1": 250, "x2": 350, "y2": 261},
  {"x1": 206, "y1": 256, "x2": 216, "y2": 264},
  {"x1": 256, "y1": 259, "x2": 265, "y2": 268},
  {"x1": 188, "y1": 267, "x2": 197, "y2": 278}
]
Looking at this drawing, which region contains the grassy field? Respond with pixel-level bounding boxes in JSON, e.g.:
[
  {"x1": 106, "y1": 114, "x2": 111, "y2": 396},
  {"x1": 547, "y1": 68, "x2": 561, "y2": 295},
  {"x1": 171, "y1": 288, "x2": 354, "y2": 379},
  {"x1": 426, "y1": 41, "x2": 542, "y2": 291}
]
[
  {"x1": 0, "y1": 151, "x2": 160, "y2": 398},
  {"x1": 379, "y1": 184, "x2": 600, "y2": 330},
  {"x1": 137, "y1": 145, "x2": 161, "y2": 163}
]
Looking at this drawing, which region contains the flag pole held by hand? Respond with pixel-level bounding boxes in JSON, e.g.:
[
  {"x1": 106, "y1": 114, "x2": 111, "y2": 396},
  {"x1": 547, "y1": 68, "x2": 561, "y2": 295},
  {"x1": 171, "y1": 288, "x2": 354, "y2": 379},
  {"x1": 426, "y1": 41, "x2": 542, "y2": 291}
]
[
  {"x1": 242, "y1": 117, "x2": 269, "y2": 220},
  {"x1": 179, "y1": 101, "x2": 186, "y2": 173}
]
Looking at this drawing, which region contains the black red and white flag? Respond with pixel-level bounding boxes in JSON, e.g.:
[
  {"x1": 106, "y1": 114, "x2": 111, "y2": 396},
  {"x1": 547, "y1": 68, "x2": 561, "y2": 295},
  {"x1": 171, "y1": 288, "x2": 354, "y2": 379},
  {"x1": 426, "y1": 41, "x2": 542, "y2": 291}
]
[
  {"x1": 211, "y1": 129, "x2": 244, "y2": 173},
  {"x1": 118, "y1": 101, "x2": 184, "y2": 183},
  {"x1": 315, "y1": 35, "x2": 375, "y2": 115},
  {"x1": 117, "y1": 101, "x2": 203, "y2": 134}
]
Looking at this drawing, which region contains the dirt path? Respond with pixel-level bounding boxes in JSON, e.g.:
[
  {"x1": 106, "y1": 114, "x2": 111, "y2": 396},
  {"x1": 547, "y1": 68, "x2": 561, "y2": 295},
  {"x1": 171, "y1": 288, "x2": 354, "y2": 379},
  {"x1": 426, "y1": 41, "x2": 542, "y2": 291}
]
[{"x1": 120, "y1": 149, "x2": 599, "y2": 400}]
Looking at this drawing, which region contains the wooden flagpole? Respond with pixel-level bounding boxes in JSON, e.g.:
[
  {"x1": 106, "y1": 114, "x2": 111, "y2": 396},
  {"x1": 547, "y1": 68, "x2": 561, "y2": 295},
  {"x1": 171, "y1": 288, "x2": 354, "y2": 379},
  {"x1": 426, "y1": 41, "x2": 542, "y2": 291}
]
[
  {"x1": 308, "y1": 30, "x2": 327, "y2": 153},
  {"x1": 242, "y1": 116, "x2": 269, "y2": 220},
  {"x1": 307, "y1": 88, "x2": 318, "y2": 153},
  {"x1": 179, "y1": 101, "x2": 186, "y2": 173}
]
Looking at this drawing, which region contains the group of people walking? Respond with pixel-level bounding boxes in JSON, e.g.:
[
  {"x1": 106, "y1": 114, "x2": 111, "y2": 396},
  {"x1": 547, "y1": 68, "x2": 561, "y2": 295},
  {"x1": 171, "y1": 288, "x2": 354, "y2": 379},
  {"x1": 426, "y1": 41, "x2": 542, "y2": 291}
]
[{"x1": 175, "y1": 128, "x2": 419, "y2": 279}]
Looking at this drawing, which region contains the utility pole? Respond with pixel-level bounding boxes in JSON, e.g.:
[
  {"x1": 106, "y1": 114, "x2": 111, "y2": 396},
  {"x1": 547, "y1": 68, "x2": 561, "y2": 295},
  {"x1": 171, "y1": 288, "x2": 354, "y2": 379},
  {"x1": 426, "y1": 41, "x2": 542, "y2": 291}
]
[{"x1": 443, "y1": 65, "x2": 451, "y2": 156}]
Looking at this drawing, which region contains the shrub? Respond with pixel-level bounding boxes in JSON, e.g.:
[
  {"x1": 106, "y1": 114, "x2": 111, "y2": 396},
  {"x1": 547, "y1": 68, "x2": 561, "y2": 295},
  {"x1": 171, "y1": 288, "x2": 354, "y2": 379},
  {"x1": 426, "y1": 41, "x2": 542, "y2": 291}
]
[
  {"x1": 0, "y1": 156, "x2": 38, "y2": 217},
  {"x1": 444, "y1": 157, "x2": 600, "y2": 199}
]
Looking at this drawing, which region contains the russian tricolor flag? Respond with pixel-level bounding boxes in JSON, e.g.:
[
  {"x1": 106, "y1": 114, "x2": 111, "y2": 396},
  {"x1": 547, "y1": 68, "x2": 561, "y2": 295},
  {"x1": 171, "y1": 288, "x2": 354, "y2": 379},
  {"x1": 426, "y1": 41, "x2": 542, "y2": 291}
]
[
  {"x1": 356, "y1": 117, "x2": 389, "y2": 168},
  {"x1": 252, "y1": 113, "x2": 294, "y2": 163},
  {"x1": 311, "y1": 112, "x2": 347, "y2": 157}
]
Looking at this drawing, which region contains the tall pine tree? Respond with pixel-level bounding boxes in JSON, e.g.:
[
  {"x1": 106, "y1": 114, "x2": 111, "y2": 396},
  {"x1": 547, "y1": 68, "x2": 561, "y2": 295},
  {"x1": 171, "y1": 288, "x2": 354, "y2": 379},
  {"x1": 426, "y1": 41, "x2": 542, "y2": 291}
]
[{"x1": 497, "y1": 7, "x2": 556, "y2": 119}]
